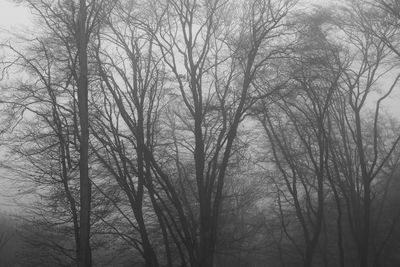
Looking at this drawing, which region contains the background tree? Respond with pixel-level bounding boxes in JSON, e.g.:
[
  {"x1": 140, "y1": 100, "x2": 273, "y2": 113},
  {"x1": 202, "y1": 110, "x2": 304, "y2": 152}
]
[
  {"x1": 332, "y1": 6, "x2": 400, "y2": 266},
  {"x1": 256, "y1": 9, "x2": 343, "y2": 266},
  {"x1": 92, "y1": 2, "x2": 172, "y2": 265}
]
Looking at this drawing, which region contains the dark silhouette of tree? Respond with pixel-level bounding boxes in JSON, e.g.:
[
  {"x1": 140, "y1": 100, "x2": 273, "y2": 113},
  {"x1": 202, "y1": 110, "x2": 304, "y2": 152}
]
[
  {"x1": 0, "y1": 0, "x2": 113, "y2": 265},
  {"x1": 1, "y1": 1, "x2": 400, "y2": 267},
  {"x1": 256, "y1": 9, "x2": 343, "y2": 266},
  {"x1": 331, "y1": 6, "x2": 400, "y2": 266},
  {"x1": 146, "y1": 1, "x2": 296, "y2": 266}
]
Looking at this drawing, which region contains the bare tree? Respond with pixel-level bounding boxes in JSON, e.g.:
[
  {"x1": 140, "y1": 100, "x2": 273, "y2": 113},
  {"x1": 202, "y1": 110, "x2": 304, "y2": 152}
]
[
  {"x1": 145, "y1": 0, "x2": 296, "y2": 266},
  {"x1": 324, "y1": 5, "x2": 400, "y2": 266},
  {"x1": 91, "y1": 3, "x2": 169, "y2": 265},
  {"x1": 256, "y1": 9, "x2": 343, "y2": 266},
  {"x1": 87, "y1": 0, "x2": 297, "y2": 266},
  {"x1": 76, "y1": 1, "x2": 91, "y2": 265},
  {"x1": 0, "y1": 1, "x2": 112, "y2": 265},
  {"x1": 5, "y1": 1, "x2": 400, "y2": 267}
]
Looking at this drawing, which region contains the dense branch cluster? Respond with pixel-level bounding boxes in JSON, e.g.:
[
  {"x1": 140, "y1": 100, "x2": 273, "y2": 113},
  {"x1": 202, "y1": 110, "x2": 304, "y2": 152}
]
[{"x1": 1, "y1": 0, "x2": 400, "y2": 267}]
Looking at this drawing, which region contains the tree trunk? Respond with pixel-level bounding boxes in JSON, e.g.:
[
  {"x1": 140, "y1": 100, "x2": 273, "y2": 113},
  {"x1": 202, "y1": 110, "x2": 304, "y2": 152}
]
[
  {"x1": 77, "y1": 0, "x2": 91, "y2": 266},
  {"x1": 359, "y1": 186, "x2": 371, "y2": 267},
  {"x1": 198, "y1": 211, "x2": 214, "y2": 267},
  {"x1": 355, "y1": 111, "x2": 370, "y2": 267}
]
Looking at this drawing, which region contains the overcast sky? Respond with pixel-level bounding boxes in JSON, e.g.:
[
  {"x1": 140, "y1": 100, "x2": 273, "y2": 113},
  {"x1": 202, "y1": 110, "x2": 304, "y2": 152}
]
[
  {"x1": 0, "y1": 0, "x2": 31, "y2": 32},
  {"x1": 0, "y1": 0, "x2": 397, "y2": 118},
  {"x1": 0, "y1": 0, "x2": 399, "y2": 214}
]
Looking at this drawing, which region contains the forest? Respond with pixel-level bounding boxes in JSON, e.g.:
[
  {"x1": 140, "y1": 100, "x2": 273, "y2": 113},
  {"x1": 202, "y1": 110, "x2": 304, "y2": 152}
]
[{"x1": 0, "y1": 0, "x2": 400, "y2": 266}]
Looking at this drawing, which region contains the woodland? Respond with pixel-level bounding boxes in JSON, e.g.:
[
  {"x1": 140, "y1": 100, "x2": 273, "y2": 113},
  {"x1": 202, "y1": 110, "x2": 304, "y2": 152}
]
[{"x1": 1, "y1": 0, "x2": 400, "y2": 266}]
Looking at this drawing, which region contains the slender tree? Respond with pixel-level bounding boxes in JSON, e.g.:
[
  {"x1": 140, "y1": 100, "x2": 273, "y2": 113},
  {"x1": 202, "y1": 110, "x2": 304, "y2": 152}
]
[
  {"x1": 76, "y1": 1, "x2": 91, "y2": 265},
  {"x1": 0, "y1": 1, "x2": 112, "y2": 265}
]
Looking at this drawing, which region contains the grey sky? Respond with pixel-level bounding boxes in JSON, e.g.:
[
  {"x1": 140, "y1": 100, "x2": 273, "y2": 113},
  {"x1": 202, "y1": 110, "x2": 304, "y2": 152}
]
[{"x1": 0, "y1": 0, "x2": 399, "y2": 214}]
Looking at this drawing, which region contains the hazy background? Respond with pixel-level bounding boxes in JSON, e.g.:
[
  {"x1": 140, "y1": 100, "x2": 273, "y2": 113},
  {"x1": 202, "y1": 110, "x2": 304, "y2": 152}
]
[{"x1": 0, "y1": 0, "x2": 399, "y2": 214}]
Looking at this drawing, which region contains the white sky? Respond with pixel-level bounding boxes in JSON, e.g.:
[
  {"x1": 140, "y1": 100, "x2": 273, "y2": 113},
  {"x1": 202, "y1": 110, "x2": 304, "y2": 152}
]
[
  {"x1": 0, "y1": 0, "x2": 32, "y2": 212},
  {"x1": 0, "y1": 0, "x2": 32, "y2": 35},
  {"x1": 0, "y1": 0, "x2": 399, "y2": 213}
]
